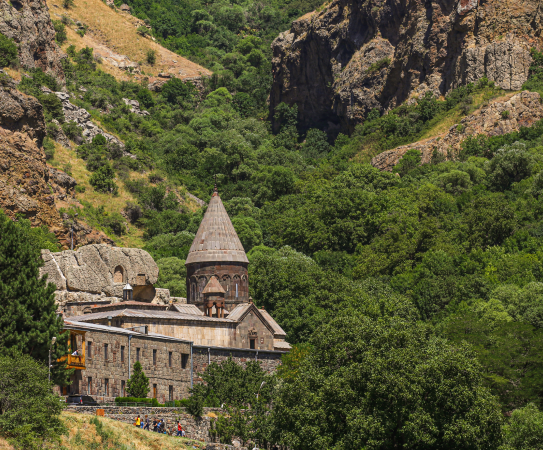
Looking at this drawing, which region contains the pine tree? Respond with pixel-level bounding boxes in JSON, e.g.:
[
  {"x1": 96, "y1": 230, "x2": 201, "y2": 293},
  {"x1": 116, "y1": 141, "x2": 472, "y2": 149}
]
[
  {"x1": 126, "y1": 361, "x2": 150, "y2": 398},
  {"x1": 0, "y1": 211, "x2": 69, "y2": 384}
]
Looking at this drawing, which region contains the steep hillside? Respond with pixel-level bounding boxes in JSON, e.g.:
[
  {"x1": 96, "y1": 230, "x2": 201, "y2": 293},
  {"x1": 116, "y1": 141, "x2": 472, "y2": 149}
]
[
  {"x1": 46, "y1": 0, "x2": 211, "y2": 85},
  {"x1": 270, "y1": 0, "x2": 543, "y2": 134}
]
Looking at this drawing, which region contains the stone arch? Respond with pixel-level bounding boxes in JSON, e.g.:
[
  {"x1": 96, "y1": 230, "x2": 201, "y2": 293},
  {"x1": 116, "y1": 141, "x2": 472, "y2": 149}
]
[{"x1": 113, "y1": 265, "x2": 125, "y2": 283}]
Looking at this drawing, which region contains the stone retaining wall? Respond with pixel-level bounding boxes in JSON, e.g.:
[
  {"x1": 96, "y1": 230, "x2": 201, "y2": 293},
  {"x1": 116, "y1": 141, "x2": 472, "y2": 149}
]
[{"x1": 67, "y1": 406, "x2": 220, "y2": 442}]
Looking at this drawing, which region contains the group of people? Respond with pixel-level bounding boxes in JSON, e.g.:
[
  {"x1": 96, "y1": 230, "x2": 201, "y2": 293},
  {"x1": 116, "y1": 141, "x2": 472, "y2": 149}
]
[{"x1": 134, "y1": 415, "x2": 186, "y2": 437}]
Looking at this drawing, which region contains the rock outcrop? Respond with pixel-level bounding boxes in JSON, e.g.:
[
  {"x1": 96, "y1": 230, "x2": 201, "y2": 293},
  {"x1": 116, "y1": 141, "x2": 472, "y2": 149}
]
[
  {"x1": 0, "y1": 0, "x2": 65, "y2": 82},
  {"x1": 371, "y1": 91, "x2": 543, "y2": 171},
  {"x1": 54, "y1": 92, "x2": 125, "y2": 148},
  {"x1": 270, "y1": 0, "x2": 543, "y2": 133},
  {"x1": 41, "y1": 244, "x2": 159, "y2": 294},
  {"x1": 40, "y1": 244, "x2": 165, "y2": 315},
  {"x1": 122, "y1": 98, "x2": 149, "y2": 116},
  {"x1": 0, "y1": 75, "x2": 62, "y2": 227}
]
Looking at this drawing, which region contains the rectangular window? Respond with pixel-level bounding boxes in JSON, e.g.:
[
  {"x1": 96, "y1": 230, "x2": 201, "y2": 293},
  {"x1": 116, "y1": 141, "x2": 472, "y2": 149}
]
[
  {"x1": 87, "y1": 341, "x2": 92, "y2": 358},
  {"x1": 181, "y1": 353, "x2": 189, "y2": 369},
  {"x1": 88, "y1": 377, "x2": 92, "y2": 395},
  {"x1": 136, "y1": 348, "x2": 140, "y2": 362},
  {"x1": 153, "y1": 384, "x2": 157, "y2": 399},
  {"x1": 121, "y1": 346, "x2": 125, "y2": 363},
  {"x1": 169, "y1": 385, "x2": 173, "y2": 402},
  {"x1": 168, "y1": 351, "x2": 172, "y2": 367},
  {"x1": 121, "y1": 380, "x2": 125, "y2": 397},
  {"x1": 104, "y1": 378, "x2": 109, "y2": 396},
  {"x1": 250, "y1": 339, "x2": 256, "y2": 350},
  {"x1": 153, "y1": 349, "x2": 157, "y2": 366},
  {"x1": 104, "y1": 344, "x2": 108, "y2": 361}
]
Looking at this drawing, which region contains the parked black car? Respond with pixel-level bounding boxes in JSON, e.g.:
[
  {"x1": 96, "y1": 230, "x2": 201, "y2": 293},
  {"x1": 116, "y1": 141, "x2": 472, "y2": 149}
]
[{"x1": 66, "y1": 394, "x2": 98, "y2": 406}]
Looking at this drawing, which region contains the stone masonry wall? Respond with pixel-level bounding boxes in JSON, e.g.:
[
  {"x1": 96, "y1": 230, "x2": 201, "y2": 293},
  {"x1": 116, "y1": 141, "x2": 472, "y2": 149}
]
[
  {"x1": 67, "y1": 406, "x2": 217, "y2": 442},
  {"x1": 61, "y1": 329, "x2": 192, "y2": 403}
]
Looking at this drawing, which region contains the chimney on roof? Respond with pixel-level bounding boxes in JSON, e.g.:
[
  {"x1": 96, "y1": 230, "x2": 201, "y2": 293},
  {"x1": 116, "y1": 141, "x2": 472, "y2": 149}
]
[{"x1": 107, "y1": 316, "x2": 112, "y2": 327}]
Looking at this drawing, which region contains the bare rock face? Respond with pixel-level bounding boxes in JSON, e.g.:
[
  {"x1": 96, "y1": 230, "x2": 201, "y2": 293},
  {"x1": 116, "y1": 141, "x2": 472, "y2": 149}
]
[
  {"x1": 371, "y1": 91, "x2": 543, "y2": 171},
  {"x1": 40, "y1": 244, "x2": 159, "y2": 295},
  {"x1": 270, "y1": 0, "x2": 542, "y2": 133},
  {"x1": 54, "y1": 92, "x2": 125, "y2": 148},
  {"x1": 0, "y1": 77, "x2": 62, "y2": 228},
  {"x1": 0, "y1": 0, "x2": 65, "y2": 82}
]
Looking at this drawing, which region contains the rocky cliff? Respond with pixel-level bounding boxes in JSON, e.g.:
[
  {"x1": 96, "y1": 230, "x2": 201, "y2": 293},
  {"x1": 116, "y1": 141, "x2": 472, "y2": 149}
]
[
  {"x1": 0, "y1": 0, "x2": 65, "y2": 81},
  {"x1": 270, "y1": 0, "x2": 543, "y2": 134}
]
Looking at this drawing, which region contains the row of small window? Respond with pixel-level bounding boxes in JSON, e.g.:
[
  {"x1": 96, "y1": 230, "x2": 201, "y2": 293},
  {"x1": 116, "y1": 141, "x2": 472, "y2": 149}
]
[
  {"x1": 87, "y1": 377, "x2": 176, "y2": 401},
  {"x1": 87, "y1": 342, "x2": 189, "y2": 369}
]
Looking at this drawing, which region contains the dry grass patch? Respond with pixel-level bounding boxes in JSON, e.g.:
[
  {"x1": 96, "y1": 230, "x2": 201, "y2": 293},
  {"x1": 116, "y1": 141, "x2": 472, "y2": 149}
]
[
  {"x1": 46, "y1": 0, "x2": 210, "y2": 81},
  {"x1": 61, "y1": 411, "x2": 204, "y2": 450}
]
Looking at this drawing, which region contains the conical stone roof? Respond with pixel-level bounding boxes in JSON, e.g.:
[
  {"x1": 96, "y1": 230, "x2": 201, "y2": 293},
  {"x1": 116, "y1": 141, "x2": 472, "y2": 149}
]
[{"x1": 186, "y1": 189, "x2": 249, "y2": 265}]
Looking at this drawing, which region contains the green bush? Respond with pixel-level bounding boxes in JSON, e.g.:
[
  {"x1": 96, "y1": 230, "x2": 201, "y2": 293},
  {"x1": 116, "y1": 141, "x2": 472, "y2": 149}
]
[
  {"x1": 89, "y1": 163, "x2": 118, "y2": 195},
  {"x1": 52, "y1": 20, "x2": 67, "y2": 45},
  {"x1": 62, "y1": 121, "x2": 82, "y2": 140},
  {"x1": 0, "y1": 33, "x2": 17, "y2": 68},
  {"x1": 43, "y1": 137, "x2": 55, "y2": 161},
  {"x1": 75, "y1": 185, "x2": 86, "y2": 193},
  {"x1": 146, "y1": 49, "x2": 156, "y2": 65}
]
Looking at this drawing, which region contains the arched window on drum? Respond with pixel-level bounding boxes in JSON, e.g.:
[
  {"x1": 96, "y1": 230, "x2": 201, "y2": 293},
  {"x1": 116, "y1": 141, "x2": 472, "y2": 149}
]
[
  {"x1": 222, "y1": 275, "x2": 231, "y2": 299},
  {"x1": 233, "y1": 275, "x2": 241, "y2": 299}
]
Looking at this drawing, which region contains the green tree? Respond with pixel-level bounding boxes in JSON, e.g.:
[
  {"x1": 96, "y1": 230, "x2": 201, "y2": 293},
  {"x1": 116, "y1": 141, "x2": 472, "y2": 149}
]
[
  {"x1": 0, "y1": 211, "x2": 69, "y2": 385},
  {"x1": 231, "y1": 216, "x2": 262, "y2": 251},
  {"x1": 273, "y1": 314, "x2": 503, "y2": 450},
  {"x1": 126, "y1": 361, "x2": 150, "y2": 398},
  {"x1": 486, "y1": 142, "x2": 533, "y2": 191},
  {"x1": 156, "y1": 257, "x2": 187, "y2": 297},
  {"x1": 0, "y1": 354, "x2": 65, "y2": 448},
  {"x1": 500, "y1": 403, "x2": 543, "y2": 450},
  {"x1": 393, "y1": 149, "x2": 421, "y2": 176}
]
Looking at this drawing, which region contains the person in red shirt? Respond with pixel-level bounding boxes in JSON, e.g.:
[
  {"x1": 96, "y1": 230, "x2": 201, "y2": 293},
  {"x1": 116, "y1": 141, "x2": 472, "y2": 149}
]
[{"x1": 176, "y1": 421, "x2": 182, "y2": 437}]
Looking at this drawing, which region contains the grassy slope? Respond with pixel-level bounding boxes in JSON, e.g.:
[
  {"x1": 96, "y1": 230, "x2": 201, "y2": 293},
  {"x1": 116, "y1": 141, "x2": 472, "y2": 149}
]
[
  {"x1": 61, "y1": 412, "x2": 205, "y2": 450},
  {"x1": 46, "y1": 0, "x2": 211, "y2": 82},
  {"x1": 1, "y1": 412, "x2": 206, "y2": 450}
]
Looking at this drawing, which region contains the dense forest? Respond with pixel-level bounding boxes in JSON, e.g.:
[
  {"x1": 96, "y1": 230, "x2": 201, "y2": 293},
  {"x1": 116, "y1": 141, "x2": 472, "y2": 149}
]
[{"x1": 4, "y1": 0, "x2": 543, "y2": 447}]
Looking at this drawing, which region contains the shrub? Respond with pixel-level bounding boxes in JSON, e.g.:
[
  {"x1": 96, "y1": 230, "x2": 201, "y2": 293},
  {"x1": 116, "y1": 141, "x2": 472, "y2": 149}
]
[
  {"x1": 366, "y1": 57, "x2": 390, "y2": 74},
  {"x1": 124, "y1": 202, "x2": 143, "y2": 224},
  {"x1": 62, "y1": 121, "x2": 82, "y2": 140},
  {"x1": 43, "y1": 137, "x2": 55, "y2": 161},
  {"x1": 75, "y1": 185, "x2": 86, "y2": 193},
  {"x1": 62, "y1": 0, "x2": 74, "y2": 8},
  {"x1": 89, "y1": 163, "x2": 118, "y2": 195},
  {"x1": 52, "y1": 20, "x2": 67, "y2": 45},
  {"x1": 146, "y1": 49, "x2": 156, "y2": 65},
  {"x1": 501, "y1": 110, "x2": 510, "y2": 119},
  {"x1": 393, "y1": 149, "x2": 421, "y2": 177},
  {"x1": 0, "y1": 33, "x2": 18, "y2": 68},
  {"x1": 102, "y1": 212, "x2": 126, "y2": 236},
  {"x1": 137, "y1": 26, "x2": 150, "y2": 37}
]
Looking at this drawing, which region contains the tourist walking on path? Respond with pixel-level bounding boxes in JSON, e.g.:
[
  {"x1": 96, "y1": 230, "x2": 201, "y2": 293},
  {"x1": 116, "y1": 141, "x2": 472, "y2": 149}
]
[
  {"x1": 144, "y1": 415, "x2": 150, "y2": 431},
  {"x1": 135, "y1": 415, "x2": 141, "y2": 427},
  {"x1": 176, "y1": 421, "x2": 182, "y2": 437}
]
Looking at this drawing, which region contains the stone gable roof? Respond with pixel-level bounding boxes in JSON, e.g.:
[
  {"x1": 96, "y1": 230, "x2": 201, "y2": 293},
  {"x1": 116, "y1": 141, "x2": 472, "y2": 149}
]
[
  {"x1": 202, "y1": 276, "x2": 225, "y2": 294},
  {"x1": 186, "y1": 190, "x2": 249, "y2": 265}
]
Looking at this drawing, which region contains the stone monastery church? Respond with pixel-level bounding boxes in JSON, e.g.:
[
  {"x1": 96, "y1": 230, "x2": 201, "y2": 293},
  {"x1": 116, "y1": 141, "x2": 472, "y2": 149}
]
[{"x1": 41, "y1": 188, "x2": 289, "y2": 402}]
